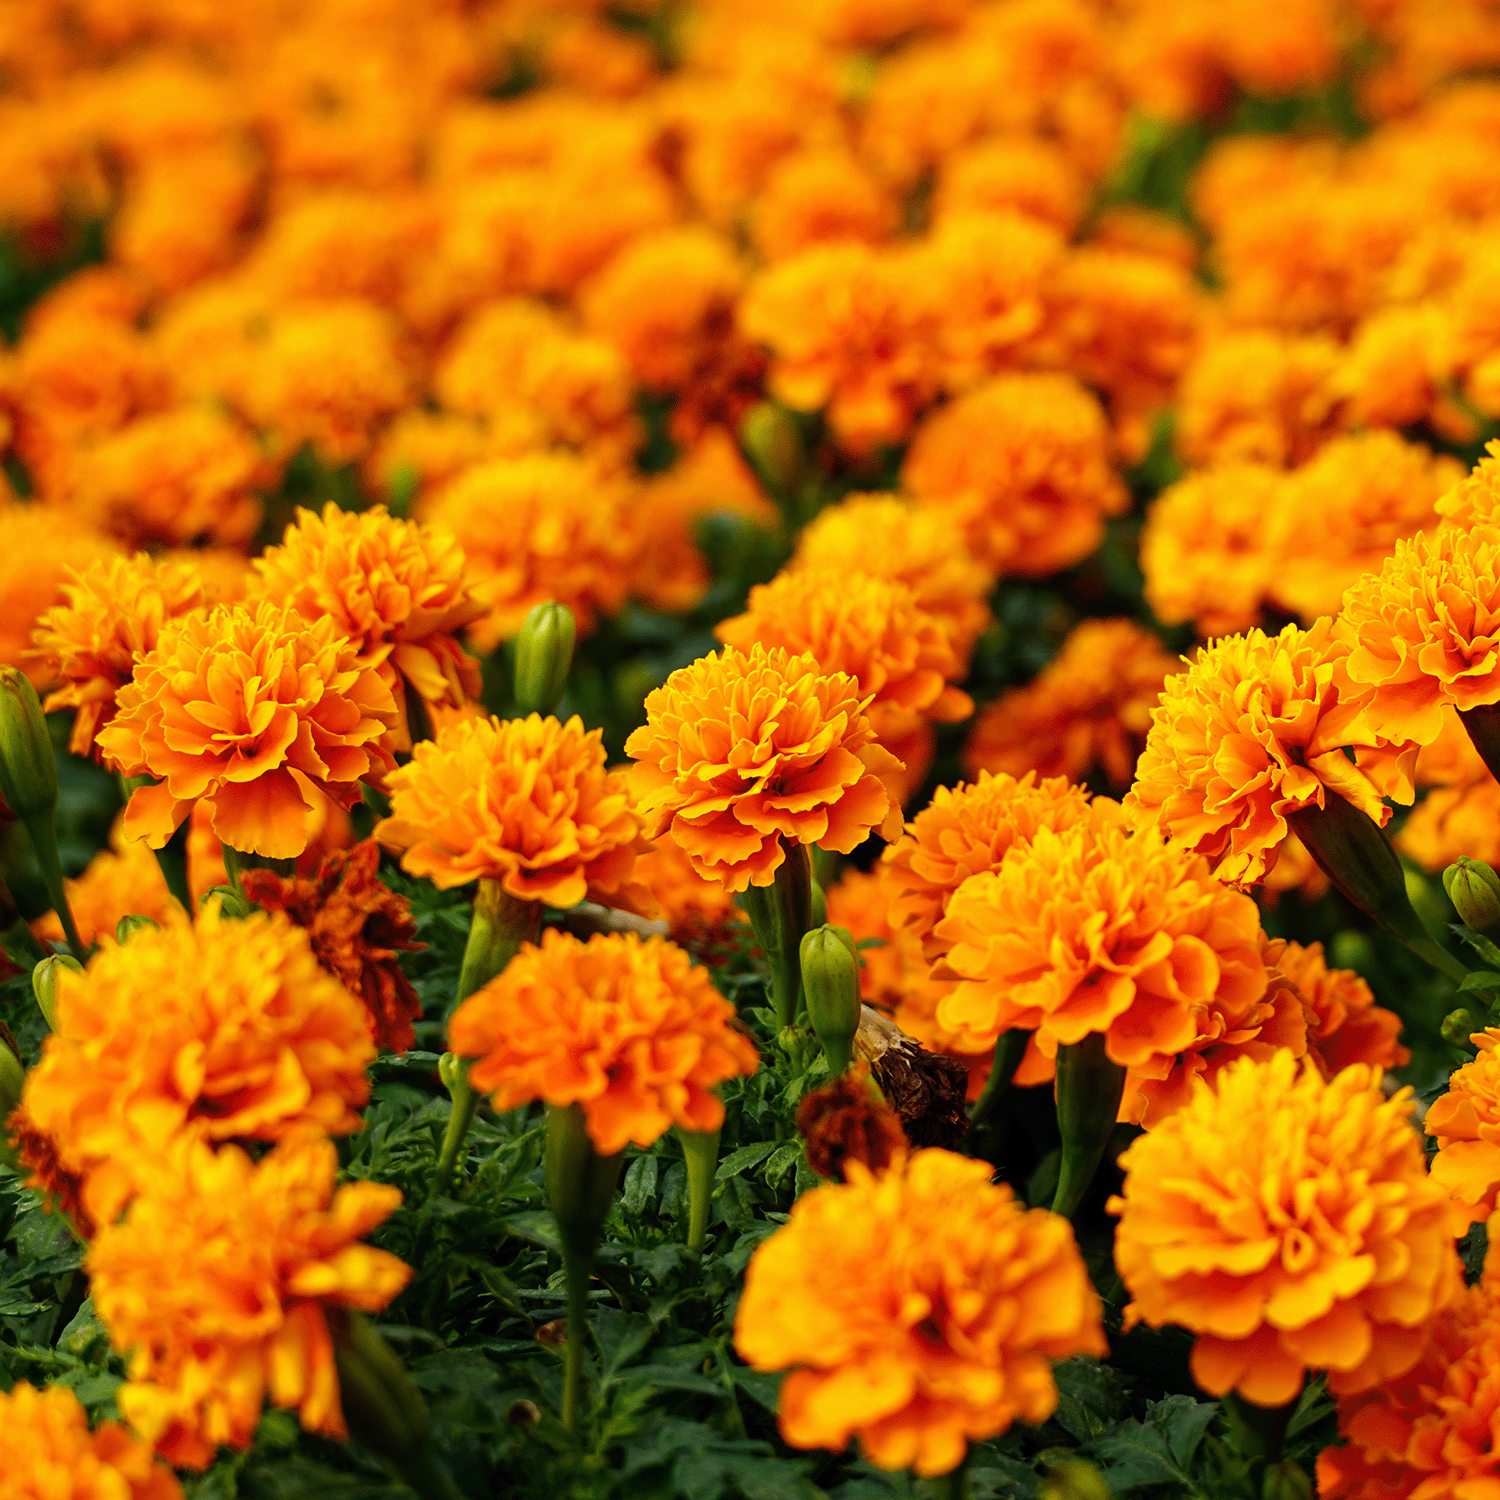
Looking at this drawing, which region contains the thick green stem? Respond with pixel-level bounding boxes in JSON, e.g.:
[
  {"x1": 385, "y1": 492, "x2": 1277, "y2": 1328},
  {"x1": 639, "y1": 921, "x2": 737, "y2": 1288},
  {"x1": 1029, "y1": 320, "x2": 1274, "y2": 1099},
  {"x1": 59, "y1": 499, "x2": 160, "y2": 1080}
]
[
  {"x1": 1224, "y1": 1389, "x2": 1298, "y2": 1463},
  {"x1": 561, "y1": 1238, "x2": 592, "y2": 1430},
  {"x1": 740, "y1": 843, "x2": 814, "y2": 1028},
  {"x1": 968, "y1": 1029, "x2": 1031, "y2": 1130},
  {"x1": 1051, "y1": 1032, "x2": 1127, "y2": 1220},
  {"x1": 430, "y1": 1055, "x2": 478, "y2": 1201},
  {"x1": 456, "y1": 877, "x2": 541, "y2": 1005},
  {"x1": 218, "y1": 843, "x2": 248, "y2": 907},
  {"x1": 927, "y1": 1458, "x2": 968, "y2": 1500},
  {"x1": 677, "y1": 1125, "x2": 720, "y2": 1251},
  {"x1": 22, "y1": 811, "x2": 81, "y2": 957},
  {"x1": 1462, "y1": 703, "x2": 1500, "y2": 791}
]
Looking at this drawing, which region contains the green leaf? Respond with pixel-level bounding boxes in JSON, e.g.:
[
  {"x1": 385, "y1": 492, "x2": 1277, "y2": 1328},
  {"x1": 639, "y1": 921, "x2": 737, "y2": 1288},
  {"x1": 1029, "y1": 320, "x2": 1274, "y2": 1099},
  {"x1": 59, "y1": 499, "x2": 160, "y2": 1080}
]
[
  {"x1": 1453, "y1": 925, "x2": 1500, "y2": 970},
  {"x1": 1093, "y1": 1395, "x2": 1218, "y2": 1494},
  {"x1": 1458, "y1": 971, "x2": 1500, "y2": 993},
  {"x1": 621, "y1": 1154, "x2": 660, "y2": 1216},
  {"x1": 501, "y1": 1210, "x2": 561, "y2": 1253},
  {"x1": 714, "y1": 1140, "x2": 778, "y2": 1181}
]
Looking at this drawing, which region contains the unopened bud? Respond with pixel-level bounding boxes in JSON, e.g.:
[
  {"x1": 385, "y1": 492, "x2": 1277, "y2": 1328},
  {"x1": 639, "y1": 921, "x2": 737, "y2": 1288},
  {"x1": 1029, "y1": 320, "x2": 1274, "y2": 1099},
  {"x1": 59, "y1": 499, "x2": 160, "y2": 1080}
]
[
  {"x1": 737, "y1": 401, "x2": 804, "y2": 496},
  {"x1": 0, "y1": 666, "x2": 57, "y2": 822},
  {"x1": 1040, "y1": 1460, "x2": 1113, "y2": 1500},
  {"x1": 32, "y1": 953, "x2": 82, "y2": 1030},
  {"x1": 1443, "y1": 1008, "x2": 1482, "y2": 1047},
  {"x1": 201, "y1": 885, "x2": 250, "y2": 920},
  {"x1": 1445, "y1": 858, "x2": 1500, "y2": 941},
  {"x1": 114, "y1": 914, "x2": 159, "y2": 944},
  {"x1": 1262, "y1": 1459, "x2": 1315, "y2": 1500},
  {"x1": 800, "y1": 924, "x2": 861, "y2": 1077},
  {"x1": 513, "y1": 601, "x2": 576, "y2": 716}
]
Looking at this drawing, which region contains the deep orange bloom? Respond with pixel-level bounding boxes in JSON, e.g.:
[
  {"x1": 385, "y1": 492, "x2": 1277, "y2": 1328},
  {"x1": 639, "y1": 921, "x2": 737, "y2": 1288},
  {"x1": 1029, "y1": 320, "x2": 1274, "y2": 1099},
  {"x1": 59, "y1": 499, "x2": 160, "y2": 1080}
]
[
  {"x1": 734, "y1": 1148, "x2": 1106, "y2": 1477},
  {"x1": 751, "y1": 148, "x2": 896, "y2": 262},
  {"x1": 88, "y1": 1135, "x2": 410, "y2": 1468},
  {"x1": 1125, "y1": 619, "x2": 1417, "y2": 886},
  {"x1": 31, "y1": 551, "x2": 206, "y2": 757},
  {"x1": 963, "y1": 619, "x2": 1179, "y2": 791},
  {"x1": 96, "y1": 601, "x2": 397, "y2": 860},
  {"x1": 1267, "y1": 938, "x2": 1408, "y2": 1076},
  {"x1": 242, "y1": 841, "x2": 425, "y2": 1054},
  {"x1": 375, "y1": 713, "x2": 643, "y2": 907},
  {"x1": 449, "y1": 929, "x2": 758, "y2": 1155},
  {"x1": 1425, "y1": 1030, "x2": 1500, "y2": 1223},
  {"x1": 0, "y1": 1381, "x2": 182, "y2": 1500},
  {"x1": 624, "y1": 643, "x2": 903, "y2": 893},
  {"x1": 1110, "y1": 1052, "x2": 1462, "y2": 1408},
  {"x1": 250, "y1": 503, "x2": 483, "y2": 752},
  {"x1": 6, "y1": 1103, "x2": 95, "y2": 1239},
  {"x1": 20, "y1": 902, "x2": 375, "y2": 1226}
]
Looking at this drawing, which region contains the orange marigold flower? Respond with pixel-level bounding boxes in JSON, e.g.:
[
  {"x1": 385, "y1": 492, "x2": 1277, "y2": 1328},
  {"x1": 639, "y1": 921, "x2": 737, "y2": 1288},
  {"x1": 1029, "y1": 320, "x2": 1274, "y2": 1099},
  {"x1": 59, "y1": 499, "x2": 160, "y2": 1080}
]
[
  {"x1": 634, "y1": 837, "x2": 743, "y2": 954},
  {"x1": 791, "y1": 493, "x2": 994, "y2": 659},
  {"x1": 449, "y1": 928, "x2": 758, "y2": 1155},
  {"x1": 1436, "y1": 437, "x2": 1500, "y2": 529},
  {"x1": 426, "y1": 452, "x2": 637, "y2": 653},
  {"x1": 95, "y1": 601, "x2": 396, "y2": 860},
  {"x1": 733, "y1": 1148, "x2": 1106, "y2": 1477},
  {"x1": 1340, "y1": 522, "x2": 1500, "y2": 746},
  {"x1": 242, "y1": 841, "x2": 425, "y2": 1055},
  {"x1": 624, "y1": 643, "x2": 903, "y2": 894},
  {"x1": 1125, "y1": 619, "x2": 1417, "y2": 886},
  {"x1": 31, "y1": 551, "x2": 207, "y2": 757},
  {"x1": 1317, "y1": 1225, "x2": 1500, "y2": 1500},
  {"x1": 1425, "y1": 1030, "x2": 1500, "y2": 1223},
  {"x1": 186, "y1": 791, "x2": 354, "y2": 907},
  {"x1": 1398, "y1": 775, "x2": 1500, "y2": 871},
  {"x1": 902, "y1": 373, "x2": 1128, "y2": 577},
  {"x1": 32, "y1": 818, "x2": 182, "y2": 949},
  {"x1": 750, "y1": 148, "x2": 897, "y2": 262},
  {"x1": 931, "y1": 823, "x2": 1269, "y2": 1077},
  {"x1": 1267, "y1": 937, "x2": 1408, "y2": 1076},
  {"x1": 1109, "y1": 1052, "x2": 1462, "y2": 1408},
  {"x1": 249, "y1": 503, "x2": 484, "y2": 753},
  {"x1": 797, "y1": 1062, "x2": 909, "y2": 1182},
  {"x1": 933, "y1": 136, "x2": 1088, "y2": 236},
  {"x1": 1139, "y1": 463, "x2": 1283, "y2": 636},
  {"x1": 375, "y1": 713, "x2": 642, "y2": 907},
  {"x1": 963, "y1": 619, "x2": 1179, "y2": 791},
  {"x1": 881, "y1": 770, "x2": 1096, "y2": 961},
  {"x1": 88, "y1": 1134, "x2": 410, "y2": 1469},
  {"x1": 0, "y1": 1381, "x2": 182, "y2": 1500},
  {"x1": 7, "y1": 1103, "x2": 95, "y2": 1239},
  {"x1": 20, "y1": 902, "x2": 375, "y2": 1226}
]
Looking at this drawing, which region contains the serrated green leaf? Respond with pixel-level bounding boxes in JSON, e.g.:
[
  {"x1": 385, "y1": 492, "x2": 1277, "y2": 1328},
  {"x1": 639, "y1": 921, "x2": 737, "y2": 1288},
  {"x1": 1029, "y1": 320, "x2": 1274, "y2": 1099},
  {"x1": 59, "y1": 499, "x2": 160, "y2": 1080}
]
[
  {"x1": 1458, "y1": 971, "x2": 1500, "y2": 992},
  {"x1": 622, "y1": 1154, "x2": 659, "y2": 1215},
  {"x1": 1453, "y1": 925, "x2": 1500, "y2": 969},
  {"x1": 714, "y1": 1140, "x2": 778, "y2": 1181}
]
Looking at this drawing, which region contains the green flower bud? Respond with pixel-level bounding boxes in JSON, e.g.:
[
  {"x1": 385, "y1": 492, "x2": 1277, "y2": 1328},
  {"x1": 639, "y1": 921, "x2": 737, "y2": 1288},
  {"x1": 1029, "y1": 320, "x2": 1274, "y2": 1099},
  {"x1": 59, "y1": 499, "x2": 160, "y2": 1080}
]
[
  {"x1": 1443, "y1": 1007, "x2": 1483, "y2": 1047},
  {"x1": 800, "y1": 924, "x2": 861, "y2": 1077},
  {"x1": 0, "y1": 666, "x2": 57, "y2": 822},
  {"x1": 737, "y1": 401, "x2": 804, "y2": 496},
  {"x1": 200, "y1": 884, "x2": 250, "y2": 920},
  {"x1": 1040, "y1": 1460, "x2": 1113, "y2": 1500},
  {"x1": 32, "y1": 953, "x2": 82, "y2": 1030},
  {"x1": 1262, "y1": 1459, "x2": 1315, "y2": 1500},
  {"x1": 513, "y1": 601, "x2": 576, "y2": 716},
  {"x1": 114, "y1": 914, "x2": 160, "y2": 944},
  {"x1": 1445, "y1": 857, "x2": 1500, "y2": 941}
]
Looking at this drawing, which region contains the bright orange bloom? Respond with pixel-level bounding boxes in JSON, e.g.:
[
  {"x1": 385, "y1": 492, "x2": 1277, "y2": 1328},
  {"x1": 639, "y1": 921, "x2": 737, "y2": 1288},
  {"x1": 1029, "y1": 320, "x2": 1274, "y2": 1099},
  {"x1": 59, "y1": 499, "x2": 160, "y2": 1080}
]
[
  {"x1": 1267, "y1": 937, "x2": 1408, "y2": 1076},
  {"x1": 1399, "y1": 774, "x2": 1500, "y2": 871},
  {"x1": 1425, "y1": 1031, "x2": 1500, "y2": 1223},
  {"x1": 0, "y1": 1381, "x2": 182, "y2": 1500},
  {"x1": 1109, "y1": 1052, "x2": 1462, "y2": 1409},
  {"x1": 376, "y1": 713, "x2": 643, "y2": 908},
  {"x1": 242, "y1": 841, "x2": 425, "y2": 1055},
  {"x1": 624, "y1": 643, "x2": 903, "y2": 893},
  {"x1": 1317, "y1": 1224, "x2": 1500, "y2": 1500},
  {"x1": 88, "y1": 1134, "x2": 410, "y2": 1468},
  {"x1": 734, "y1": 1148, "x2": 1106, "y2": 1477},
  {"x1": 249, "y1": 503, "x2": 484, "y2": 752},
  {"x1": 20, "y1": 902, "x2": 375, "y2": 1226},
  {"x1": 1340, "y1": 522, "x2": 1500, "y2": 745},
  {"x1": 881, "y1": 771, "x2": 1096, "y2": 960},
  {"x1": 902, "y1": 373, "x2": 1128, "y2": 577},
  {"x1": 31, "y1": 818, "x2": 182, "y2": 949},
  {"x1": 31, "y1": 551, "x2": 206, "y2": 757},
  {"x1": 1125, "y1": 619, "x2": 1417, "y2": 886},
  {"x1": 934, "y1": 135, "x2": 1087, "y2": 235},
  {"x1": 963, "y1": 619, "x2": 1179, "y2": 791},
  {"x1": 791, "y1": 493, "x2": 994, "y2": 659},
  {"x1": 634, "y1": 836, "x2": 743, "y2": 954},
  {"x1": 1436, "y1": 437, "x2": 1500, "y2": 529},
  {"x1": 96, "y1": 601, "x2": 396, "y2": 860},
  {"x1": 186, "y1": 791, "x2": 354, "y2": 907},
  {"x1": 751, "y1": 148, "x2": 896, "y2": 262},
  {"x1": 450, "y1": 928, "x2": 758, "y2": 1155}
]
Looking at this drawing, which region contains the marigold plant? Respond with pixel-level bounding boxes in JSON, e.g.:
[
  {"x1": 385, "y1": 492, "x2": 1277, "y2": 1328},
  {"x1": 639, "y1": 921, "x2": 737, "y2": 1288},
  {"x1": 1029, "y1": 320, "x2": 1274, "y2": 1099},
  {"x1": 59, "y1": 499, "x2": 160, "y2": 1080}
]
[
  {"x1": 734, "y1": 1149, "x2": 1106, "y2": 1477},
  {"x1": 1110, "y1": 1051, "x2": 1462, "y2": 1408},
  {"x1": 449, "y1": 929, "x2": 758, "y2": 1155}
]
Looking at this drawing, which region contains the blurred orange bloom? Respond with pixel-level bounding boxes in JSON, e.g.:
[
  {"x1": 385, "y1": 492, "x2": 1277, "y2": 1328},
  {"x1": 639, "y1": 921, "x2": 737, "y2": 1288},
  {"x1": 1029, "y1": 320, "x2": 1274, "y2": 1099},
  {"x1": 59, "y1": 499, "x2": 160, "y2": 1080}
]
[
  {"x1": 1426, "y1": 1029, "x2": 1500, "y2": 1223},
  {"x1": 633, "y1": 836, "x2": 743, "y2": 954},
  {"x1": 1436, "y1": 437, "x2": 1500, "y2": 529},
  {"x1": 31, "y1": 818, "x2": 182, "y2": 949},
  {"x1": 1267, "y1": 937, "x2": 1408, "y2": 1076}
]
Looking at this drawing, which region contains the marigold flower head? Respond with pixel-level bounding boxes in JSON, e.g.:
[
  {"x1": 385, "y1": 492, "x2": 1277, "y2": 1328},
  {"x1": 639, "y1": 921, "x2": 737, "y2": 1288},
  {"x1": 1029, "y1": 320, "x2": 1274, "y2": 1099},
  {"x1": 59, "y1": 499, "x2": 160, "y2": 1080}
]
[
  {"x1": 376, "y1": 712, "x2": 642, "y2": 908},
  {"x1": 31, "y1": 817, "x2": 182, "y2": 949},
  {"x1": 1109, "y1": 1052, "x2": 1462, "y2": 1408},
  {"x1": 1125, "y1": 619, "x2": 1417, "y2": 886},
  {"x1": 1436, "y1": 438, "x2": 1500, "y2": 530},
  {"x1": 791, "y1": 493, "x2": 994, "y2": 659},
  {"x1": 450, "y1": 928, "x2": 758, "y2": 1155},
  {"x1": 1267, "y1": 937, "x2": 1408, "y2": 1076},
  {"x1": 0, "y1": 1381, "x2": 182, "y2": 1500},
  {"x1": 426, "y1": 452, "x2": 638, "y2": 653},
  {"x1": 933, "y1": 135, "x2": 1087, "y2": 235},
  {"x1": 634, "y1": 836, "x2": 743, "y2": 954},
  {"x1": 1340, "y1": 522, "x2": 1500, "y2": 745},
  {"x1": 96, "y1": 601, "x2": 397, "y2": 860},
  {"x1": 902, "y1": 373, "x2": 1128, "y2": 577},
  {"x1": 242, "y1": 841, "x2": 424, "y2": 1054},
  {"x1": 881, "y1": 770, "x2": 1096, "y2": 961},
  {"x1": 20, "y1": 901, "x2": 375, "y2": 1226},
  {"x1": 88, "y1": 1134, "x2": 410, "y2": 1469},
  {"x1": 31, "y1": 551, "x2": 207, "y2": 757},
  {"x1": 963, "y1": 619, "x2": 1179, "y2": 791},
  {"x1": 751, "y1": 148, "x2": 897, "y2": 262},
  {"x1": 625, "y1": 643, "x2": 903, "y2": 894},
  {"x1": 797, "y1": 1061, "x2": 909, "y2": 1182},
  {"x1": 249, "y1": 503, "x2": 483, "y2": 752},
  {"x1": 1424, "y1": 1030, "x2": 1500, "y2": 1224},
  {"x1": 734, "y1": 1147, "x2": 1106, "y2": 1476}
]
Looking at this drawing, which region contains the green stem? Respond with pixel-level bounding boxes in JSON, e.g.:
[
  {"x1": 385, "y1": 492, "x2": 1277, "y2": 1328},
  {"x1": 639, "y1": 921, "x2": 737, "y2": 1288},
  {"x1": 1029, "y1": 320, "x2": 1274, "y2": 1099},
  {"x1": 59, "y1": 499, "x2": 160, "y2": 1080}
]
[
  {"x1": 21, "y1": 811, "x2": 81, "y2": 957},
  {"x1": 677, "y1": 1125, "x2": 720, "y2": 1251},
  {"x1": 1051, "y1": 1032, "x2": 1127, "y2": 1220},
  {"x1": 456, "y1": 877, "x2": 541, "y2": 1005},
  {"x1": 739, "y1": 843, "x2": 814, "y2": 1028},
  {"x1": 218, "y1": 843, "x2": 248, "y2": 907},
  {"x1": 1224, "y1": 1389, "x2": 1297, "y2": 1464},
  {"x1": 968, "y1": 1029, "x2": 1030, "y2": 1130},
  {"x1": 430, "y1": 1056, "x2": 478, "y2": 1200},
  {"x1": 927, "y1": 1458, "x2": 968, "y2": 1500},
  {"x1": 561, "y1": 1239, "x2": 592, "y2": 1430}
]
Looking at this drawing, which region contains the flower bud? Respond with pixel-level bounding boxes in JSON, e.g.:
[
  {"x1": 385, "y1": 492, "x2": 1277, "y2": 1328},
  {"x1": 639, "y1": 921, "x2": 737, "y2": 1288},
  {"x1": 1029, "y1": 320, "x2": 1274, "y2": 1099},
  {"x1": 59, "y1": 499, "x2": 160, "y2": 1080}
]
[
  {"x1": 513, "y1": 601, "x2": 576, "y2": 717},
  {"x1": 1445, "y1": 858, "x2": 1500, "y2": 941},
  {"x1": 1443, "y1": 1008, "x2": 1483, "y2": 1047},
  {"x1": 738, "y1": 401, "x2": 804, "y2": 496},
  {"x1": 200, "y1": 884, "x2": 250, "y2": 920},
  {"x1": 32, "y1": 953, "x2": 82, "y2": 1030},
  {"x1": 114, "y1": 914, "x2": 160, "y2": 944},
  {"x1": 800, "y1": 924, "x2": 861, "y2": 1077},
  {"x1": 1040, "y1": 1460, "x2": 1113, "y2": 1500},
  {"x1": 0, "y1": 666, "x2": 57, "y2": 822},
  {"x1": 1262, "y1": 1459, "x2": 1315, "y2": 1500}
]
